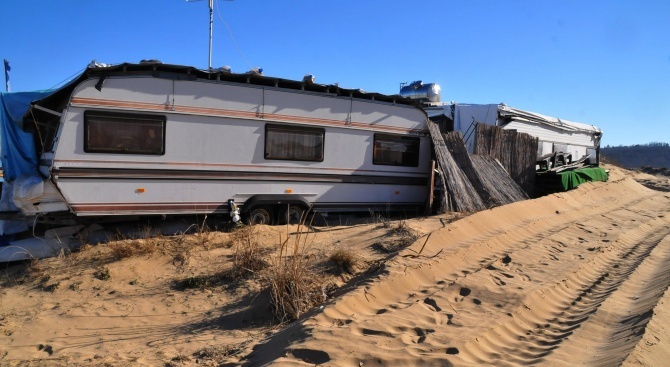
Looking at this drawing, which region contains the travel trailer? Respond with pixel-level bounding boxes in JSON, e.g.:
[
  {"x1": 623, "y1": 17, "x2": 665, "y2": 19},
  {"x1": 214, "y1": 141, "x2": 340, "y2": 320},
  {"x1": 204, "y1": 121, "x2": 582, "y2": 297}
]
[
  {"x1": 399, "y1": 81, "x2": 602, "y2": 164},
  {"x1": 2, "y1": 62, "x2": 433, "y2": 229},
  {"x1": 422, "y1": 102, "x2": 603, "y2": 163}
]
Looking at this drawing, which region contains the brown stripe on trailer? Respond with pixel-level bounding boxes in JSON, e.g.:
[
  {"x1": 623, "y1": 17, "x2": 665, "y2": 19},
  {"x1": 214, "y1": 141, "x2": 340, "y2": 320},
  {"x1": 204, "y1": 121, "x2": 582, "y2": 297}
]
[{"x1": 53, "y1": 167, "x2": 429, "y2": 186}]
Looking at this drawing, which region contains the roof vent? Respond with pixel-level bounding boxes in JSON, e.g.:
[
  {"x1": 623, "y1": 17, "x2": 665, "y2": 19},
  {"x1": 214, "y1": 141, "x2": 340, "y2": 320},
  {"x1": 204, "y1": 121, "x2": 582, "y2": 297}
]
[
  {"x1": 88, "y1": 60, "x2": 111, "y2": 68},
  {"x1": 139, "y1": 59, "x2": 163, "y2": 64},
  {"x1": 213, "y1": 65, "x2": 232, "y2": 73},
  {"x1": 247, "y1": 67, "x2": 263, "y2": 75}
]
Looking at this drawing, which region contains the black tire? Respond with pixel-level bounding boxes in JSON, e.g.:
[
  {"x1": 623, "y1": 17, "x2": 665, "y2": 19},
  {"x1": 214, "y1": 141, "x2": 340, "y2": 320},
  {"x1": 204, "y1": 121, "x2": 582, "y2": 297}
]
[
  {"x1": 277, "y1": 204, "x2": 306, "y2": 225},
  {"x1": 247, "y1": 206, "x2": 274, "y2": 225}
]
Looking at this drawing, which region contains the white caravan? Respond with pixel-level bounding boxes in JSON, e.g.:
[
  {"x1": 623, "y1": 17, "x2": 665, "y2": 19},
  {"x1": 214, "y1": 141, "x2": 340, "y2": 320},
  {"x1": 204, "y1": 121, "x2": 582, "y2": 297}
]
[
  {"x1": 422, "y1": 102, "x2": 602, "y2": 162},
  {"x1": 11, "y1": 62, "x2": 432, "y2": 225}
]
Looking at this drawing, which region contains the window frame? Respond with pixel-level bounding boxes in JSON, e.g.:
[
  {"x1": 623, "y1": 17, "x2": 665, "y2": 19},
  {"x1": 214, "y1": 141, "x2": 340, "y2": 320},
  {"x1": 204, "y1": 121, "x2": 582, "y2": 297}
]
[
  {"x1": 84, "y1": 111, "x2": 166, "y2": 155},
  {"x1": 372, "y1": 133, "x2": 421, "y2": 167},
  {"x1": 264, "y1": 123, "x2": 325, "y2": 162}
]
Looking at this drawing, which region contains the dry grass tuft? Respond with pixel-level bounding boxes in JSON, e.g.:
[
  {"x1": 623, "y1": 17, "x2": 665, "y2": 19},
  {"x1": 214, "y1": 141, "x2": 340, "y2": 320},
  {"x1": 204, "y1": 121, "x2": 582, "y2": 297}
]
[
  {"x1": 93, "y1": 267, "x2": 111, "y2": 281},
  {"x1": 329, "y1": 248, "x2": 357, "y2": 274},
  {"x1": 392, "y1": 220, "x2": 420, "y2": 246},
  {"x1": 27, "y1": 258, "x2": 48, "y2": 280},
  {"x1": 266, "y1": 221, "x2": 324, "y2": 322},
  {"x1": 370, "y1": 209, "x2": 392, "y2": 228},
  {"x1": 228, "y1": 226, "x2": 268, "y2": 278},
  {"x1": 193, "y1": 343, "x2": 247, "y2": 363},
  {"x1": 108, "y1": 238, "x2": 161, "y2": 260},
  {"x1": 179, "y1": 275, "x2": 208, "y2": 289},
  {"x1": 373, "y1": 220, "x2": 421, "y2": 253},
  {"x1": 107, "y1": 226, "x2": 165, "y2": 260}
]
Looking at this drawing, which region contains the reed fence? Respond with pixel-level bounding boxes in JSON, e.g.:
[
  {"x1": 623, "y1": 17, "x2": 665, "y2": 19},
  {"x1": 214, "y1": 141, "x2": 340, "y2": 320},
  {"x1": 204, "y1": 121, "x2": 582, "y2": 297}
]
[{"x1": 473, "y1": 123, "x2": 538, "y2": 195}]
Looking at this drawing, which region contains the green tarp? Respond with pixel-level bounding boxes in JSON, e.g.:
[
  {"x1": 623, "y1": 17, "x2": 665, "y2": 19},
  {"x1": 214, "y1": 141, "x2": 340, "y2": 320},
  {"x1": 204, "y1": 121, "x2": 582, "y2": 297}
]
[{"x1": 558, "y1": 167, "x2": 608, "y2": 191}]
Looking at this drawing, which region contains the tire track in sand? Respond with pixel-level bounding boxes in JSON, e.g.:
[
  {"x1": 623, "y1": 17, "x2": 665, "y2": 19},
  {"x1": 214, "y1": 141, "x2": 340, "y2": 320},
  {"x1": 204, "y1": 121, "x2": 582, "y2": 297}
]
[
  {"x1": 453, "y1": 215, "x2": 670, "y2": 366},
  {"x1": 244, "y1": 178, "x2": 669, "y2": 367}
]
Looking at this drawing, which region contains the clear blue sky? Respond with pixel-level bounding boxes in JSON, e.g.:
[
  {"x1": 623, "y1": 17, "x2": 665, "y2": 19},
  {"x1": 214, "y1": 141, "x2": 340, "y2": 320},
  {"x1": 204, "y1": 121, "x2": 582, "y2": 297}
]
[{"x1": 2, "y1": 0, "x2": 668, "y2": 147}]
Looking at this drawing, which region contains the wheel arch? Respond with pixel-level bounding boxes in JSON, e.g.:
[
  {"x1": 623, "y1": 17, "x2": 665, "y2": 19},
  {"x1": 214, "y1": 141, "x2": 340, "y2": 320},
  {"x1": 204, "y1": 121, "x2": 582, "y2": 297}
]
[{"x1": 240, "y1": 194, "x2": 312, "y2": 214}]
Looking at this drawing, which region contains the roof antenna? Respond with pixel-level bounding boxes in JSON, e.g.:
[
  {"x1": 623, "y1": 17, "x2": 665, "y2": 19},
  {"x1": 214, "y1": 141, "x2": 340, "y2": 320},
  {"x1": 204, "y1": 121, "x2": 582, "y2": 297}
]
[{"x1": 187, "y1": 0, "x2": 235, "y2": 71}]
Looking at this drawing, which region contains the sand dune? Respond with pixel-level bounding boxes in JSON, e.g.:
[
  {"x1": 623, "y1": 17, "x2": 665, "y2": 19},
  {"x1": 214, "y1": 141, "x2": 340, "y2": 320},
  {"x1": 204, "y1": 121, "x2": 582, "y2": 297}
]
[
  {"x1": 1, "y1": 164, "x2": 669, "y2": 366},
  {"x1": 247, "y1": 166, "x2": 670, "y2": 366}
]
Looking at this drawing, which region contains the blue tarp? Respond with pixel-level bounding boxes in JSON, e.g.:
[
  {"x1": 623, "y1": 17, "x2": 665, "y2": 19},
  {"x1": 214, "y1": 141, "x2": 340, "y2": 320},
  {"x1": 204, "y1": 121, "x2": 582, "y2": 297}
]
[{"x1": 0, "y1": 91, "x2": 53, "y2": 182}]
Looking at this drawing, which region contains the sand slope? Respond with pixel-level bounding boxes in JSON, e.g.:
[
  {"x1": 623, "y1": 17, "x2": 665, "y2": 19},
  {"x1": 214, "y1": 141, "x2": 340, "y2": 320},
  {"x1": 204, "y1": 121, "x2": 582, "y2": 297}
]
[
  {"x1": 1, "y1": 165, "x2": 669, "y2": 366},
  {"x1": 247, "y1": 166, "x2": 670, "y2": 366}
]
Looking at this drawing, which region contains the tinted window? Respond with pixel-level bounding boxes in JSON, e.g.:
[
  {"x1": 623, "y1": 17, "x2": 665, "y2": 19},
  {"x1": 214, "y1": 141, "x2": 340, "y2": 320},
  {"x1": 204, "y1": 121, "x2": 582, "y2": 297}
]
[
  {"x1": 373, "y1": 134, "x2": 420, "y2": 167},
  {"x1": 84, "y1": 112, "x2": 165, "y2": 155},
  {"x1": 265, "y1": 124, "x2": 324, "y2": 162}
]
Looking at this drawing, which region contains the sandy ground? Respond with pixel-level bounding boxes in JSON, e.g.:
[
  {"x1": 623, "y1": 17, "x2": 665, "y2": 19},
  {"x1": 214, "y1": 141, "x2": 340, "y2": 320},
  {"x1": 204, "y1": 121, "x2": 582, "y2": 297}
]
[{"x1": 1, "y1": 163, "x2": 669, "y2": 366}]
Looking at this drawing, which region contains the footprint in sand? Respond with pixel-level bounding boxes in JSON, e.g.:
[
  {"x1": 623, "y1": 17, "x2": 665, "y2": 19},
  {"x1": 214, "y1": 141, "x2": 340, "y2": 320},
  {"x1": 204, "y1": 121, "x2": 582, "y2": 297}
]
[
  {"x1": 455, "y1": 287, "x2": 472, "y2": 302},
  {"x1": 291, "y1": 348, "x2": 330, "y2": 365},
  {"x1": 423, "y1": 298, "x2": 442, "y2": 312},
  {"x1": 360, "y1": 328, "x2": 394, "y2": 338},
  {"x1": 37, "y1": 344, "x2": 53, "y2": 355},
  {"x1": 491, "y1": 276, "x2": 507, "y2": 286}
]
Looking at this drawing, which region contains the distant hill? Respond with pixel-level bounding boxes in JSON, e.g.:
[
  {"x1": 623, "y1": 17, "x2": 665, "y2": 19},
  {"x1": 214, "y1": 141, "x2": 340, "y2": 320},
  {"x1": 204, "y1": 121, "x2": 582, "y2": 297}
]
[{"x1": 601, "y1": 142, "x2": 670, "y2": 169}]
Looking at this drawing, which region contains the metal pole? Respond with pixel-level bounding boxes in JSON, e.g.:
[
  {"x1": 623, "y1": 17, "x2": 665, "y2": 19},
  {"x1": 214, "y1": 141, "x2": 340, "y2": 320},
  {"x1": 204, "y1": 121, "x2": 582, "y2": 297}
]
[{"x1": 208, "y1": 0, "x2": 213, "y2": 70}]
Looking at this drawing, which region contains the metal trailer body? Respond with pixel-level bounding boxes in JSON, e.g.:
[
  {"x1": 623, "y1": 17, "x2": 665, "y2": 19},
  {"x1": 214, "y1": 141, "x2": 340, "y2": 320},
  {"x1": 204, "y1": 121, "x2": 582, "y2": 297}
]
[
  {"x1": 423, "y1": 102, "x2": 602, "y2": 161},
  {"x1": 12, "y1": 63, "x2": 432, "y2": 223}
]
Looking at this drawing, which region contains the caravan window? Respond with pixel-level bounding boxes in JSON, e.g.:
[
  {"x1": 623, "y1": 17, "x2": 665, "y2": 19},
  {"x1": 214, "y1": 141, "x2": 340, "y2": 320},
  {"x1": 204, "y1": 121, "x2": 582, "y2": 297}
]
[
  {"x1": 84, "y1": 112, "x2": 165, "y2": 155},
  {"x1": 373, "y1": 134, "x2": 420, "y2": 167},
  {"x1": 265, "y1": 124, "x2": 324, "y2": 162}
]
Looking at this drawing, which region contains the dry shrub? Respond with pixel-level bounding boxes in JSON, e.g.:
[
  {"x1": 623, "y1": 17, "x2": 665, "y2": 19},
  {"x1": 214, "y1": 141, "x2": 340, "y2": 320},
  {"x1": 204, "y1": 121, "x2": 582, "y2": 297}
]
[
  {"x1": 229, "y1": 226, "x2": 267, "y2": 278},
  {"x1": 108, "y1": 238, "x2": 160, "y2": 260},
  {"x1": 167, "y1": 236, "x2": 193, "y2": 271},
  {"x1": 369, "y1": 209, "x2": 391, "y2": 228},
  {"x1": 107, "y1": 226, "x2": 165, "y2": 260},
  {"x1": 194, "y1": 343, "x2": 246, "y2": 363},
  {"x1": 329, "y1": 248, "x2": 357, "y2": 274},
  {"x1": 392, "y1": 220, "x2": 419, "y2": 246},
  {"x1": 373, "y1": 220, "x2": 420, "y2": 253},
  {"x1": 27, "y1": 258, "x2": 48, "y2": 280},
  {"x1": 267, "y1": 222, "x2": 324, "y2": 322},
  {"x1": 94, "y1": 267, "x2": 111, "y2": 281},
  {"x1": 179, "y1": 275, "x2": 208, "y2": 289},
  {"x1": 184, "y1": 215, "x2": 225, "y2": 250}
]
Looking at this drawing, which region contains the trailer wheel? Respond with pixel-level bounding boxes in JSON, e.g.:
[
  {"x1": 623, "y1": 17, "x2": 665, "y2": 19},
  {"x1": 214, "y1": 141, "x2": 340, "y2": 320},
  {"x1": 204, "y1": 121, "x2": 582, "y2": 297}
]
[
  {"x1": 247, "y1": 206, "x2": 274, "y2": 225},
  {"x1": 278, "y1": 205, "x2": 306, "y2": 225}
]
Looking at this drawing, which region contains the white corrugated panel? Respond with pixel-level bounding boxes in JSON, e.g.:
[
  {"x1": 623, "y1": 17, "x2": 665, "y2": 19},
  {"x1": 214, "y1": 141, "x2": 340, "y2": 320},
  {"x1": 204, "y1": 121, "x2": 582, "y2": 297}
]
[{"x1": 504, "y1": 119, "x2": 597, "y2": 148}]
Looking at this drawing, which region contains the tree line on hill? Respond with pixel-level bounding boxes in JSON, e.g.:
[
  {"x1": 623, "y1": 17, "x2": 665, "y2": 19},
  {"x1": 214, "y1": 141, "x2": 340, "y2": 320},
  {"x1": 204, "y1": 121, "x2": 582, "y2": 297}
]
[{"x1": 600, "y1": 142, "x2": 670, "y2": 169}]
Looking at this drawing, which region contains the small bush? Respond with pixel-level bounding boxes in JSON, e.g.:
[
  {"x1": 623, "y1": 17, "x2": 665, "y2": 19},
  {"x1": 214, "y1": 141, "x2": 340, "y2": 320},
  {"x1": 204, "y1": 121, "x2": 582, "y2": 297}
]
[
  {"x1": 107, "y1": 226, "x2": 165, "y2": 260},
  {"x1": 43, "y1": 281, "x2": 61, "y2": 292},
  {"x1": 369, "y1": 209, "x2": 391, "y2": 228},
  {"x1": 108, "y1": 239, "x2": 160, "y2": 260},
  {"x1": 392, "y1": 220, "x2": 419, "y2": 247},
  {"x1": 168, "y1": 236, "x2": 192, "y2": 270},
  {"x1": 229, "y1": 226, "x2": 268, "y2": 278},
  {"x1": 267, "y1": 221, "x2": 324, "y2": 322},
  {"x1": 28, "y1": 259, "x2": 48, "y2": 280},
  {"x1": 329, "y1": 248, "x2": 357, "y2": 274},
  {"x1": 180, "y1": 275, "x2": 208, "y2": 289},
  {"x1": 94, "y1": 267, "x2": 111, "y2": 281},
  {"x1": 194, "y1": 344, "x2": 244, "y2": 362}
]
